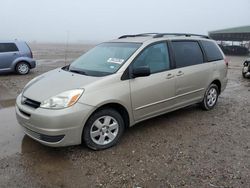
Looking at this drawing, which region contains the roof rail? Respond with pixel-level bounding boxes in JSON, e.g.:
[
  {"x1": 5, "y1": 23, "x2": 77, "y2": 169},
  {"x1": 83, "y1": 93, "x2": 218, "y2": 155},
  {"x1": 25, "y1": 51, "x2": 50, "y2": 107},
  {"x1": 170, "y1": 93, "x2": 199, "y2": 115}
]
[
  {"x1": 118, "y1": 33, "x2": 210, "y2": 39},
  {"x1": 118, "y1": 33, "x2": 160, "y2": 39},
  {"x1": 153, "y1": 33, "x2": 210, "y2": 39}
]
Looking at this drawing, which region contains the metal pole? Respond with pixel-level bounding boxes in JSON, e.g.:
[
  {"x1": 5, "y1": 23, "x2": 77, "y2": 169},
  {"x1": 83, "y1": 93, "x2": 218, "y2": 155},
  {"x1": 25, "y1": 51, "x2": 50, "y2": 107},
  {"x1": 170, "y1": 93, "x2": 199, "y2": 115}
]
[{"x1": 64, "y1": 31, "x2": 70, "y2": 66}]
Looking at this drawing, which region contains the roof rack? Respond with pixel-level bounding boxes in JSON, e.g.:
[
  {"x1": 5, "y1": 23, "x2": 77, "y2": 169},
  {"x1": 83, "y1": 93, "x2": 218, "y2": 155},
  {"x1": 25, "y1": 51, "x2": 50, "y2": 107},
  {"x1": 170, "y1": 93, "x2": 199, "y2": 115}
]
[
  {"x1": 118, "y1": 33, "x2": 160, "y2": 39},
  {"x1": 118, "y1": 33, "x2": 210, "y2": 39},
  {"x1": 153, "y1": 33, "x2": 210, "y2": 39}
]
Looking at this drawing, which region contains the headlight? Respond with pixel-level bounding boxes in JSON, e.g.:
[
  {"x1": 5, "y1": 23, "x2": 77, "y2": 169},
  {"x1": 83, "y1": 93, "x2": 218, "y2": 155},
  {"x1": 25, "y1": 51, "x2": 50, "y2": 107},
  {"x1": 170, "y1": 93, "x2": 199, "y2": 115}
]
[{"x1": 40, "y1": 89, "x2": 84, "y2": 109}]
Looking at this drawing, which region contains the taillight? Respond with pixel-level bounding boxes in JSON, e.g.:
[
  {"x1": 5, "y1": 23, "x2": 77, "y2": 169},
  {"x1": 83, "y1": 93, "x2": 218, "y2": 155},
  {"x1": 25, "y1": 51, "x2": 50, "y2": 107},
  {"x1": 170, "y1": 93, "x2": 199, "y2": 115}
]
[
  {"x1": 25, "y1": 42, "x2": 33, "y2": 58},
  {"x1": 224, "y1": 58, "x2": 229, "y2": 67}
]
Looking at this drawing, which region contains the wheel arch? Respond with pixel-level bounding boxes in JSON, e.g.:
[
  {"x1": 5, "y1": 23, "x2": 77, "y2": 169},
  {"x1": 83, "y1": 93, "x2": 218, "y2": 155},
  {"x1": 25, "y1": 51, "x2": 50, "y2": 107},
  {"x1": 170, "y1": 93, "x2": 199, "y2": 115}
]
[
  {"x1": 84, "y1": 102, "x2": 131, "y2": 130},
  {"x1": 211, "y1": 79, "x2": 221, "y2": 94},
  {"x1": 96, "y1": 103, "x2": 130, "y2": 129},
  {"x1": 12, "y1": 58, "x2": 32, "y2": 70}
]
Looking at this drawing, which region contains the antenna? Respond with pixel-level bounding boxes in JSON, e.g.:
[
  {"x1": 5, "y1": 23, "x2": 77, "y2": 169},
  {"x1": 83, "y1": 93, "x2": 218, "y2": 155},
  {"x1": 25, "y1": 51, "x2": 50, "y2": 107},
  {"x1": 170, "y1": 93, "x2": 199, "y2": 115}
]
[{"x1": 64, "y1": 31, "x2": 70, "y2": 65}]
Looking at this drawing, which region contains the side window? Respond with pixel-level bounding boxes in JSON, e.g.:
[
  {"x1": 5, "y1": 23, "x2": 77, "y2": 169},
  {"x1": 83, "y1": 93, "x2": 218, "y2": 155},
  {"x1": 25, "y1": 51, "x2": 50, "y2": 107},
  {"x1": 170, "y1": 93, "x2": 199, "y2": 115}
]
[
  {"x1": 172, "y1": 41, "x2": 204, "y2": 68},
  {"x1": 201, "y1": 41, "x2": 223, "y2": 62},
  {"x1": 0, "y1": 43, "x2": 18, "y2": 53},
  {"x1": 133, "y1": 42, "x2": 170, "y2": 73}
]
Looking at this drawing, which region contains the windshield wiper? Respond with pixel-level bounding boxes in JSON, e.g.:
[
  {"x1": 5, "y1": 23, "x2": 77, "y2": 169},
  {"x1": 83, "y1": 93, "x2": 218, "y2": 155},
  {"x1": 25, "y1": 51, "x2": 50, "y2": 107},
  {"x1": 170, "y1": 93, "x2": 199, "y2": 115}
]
[{"x1": 69, "y1": 69, "x2": 88, "y2": 75}]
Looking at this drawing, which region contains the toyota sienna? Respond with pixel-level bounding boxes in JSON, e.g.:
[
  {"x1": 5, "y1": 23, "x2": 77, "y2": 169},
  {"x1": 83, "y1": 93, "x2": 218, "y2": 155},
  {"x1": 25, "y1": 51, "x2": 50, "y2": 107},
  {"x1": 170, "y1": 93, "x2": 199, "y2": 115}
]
[{"x1": 16, "y1": 33, "x2": 228, "y2": 150}]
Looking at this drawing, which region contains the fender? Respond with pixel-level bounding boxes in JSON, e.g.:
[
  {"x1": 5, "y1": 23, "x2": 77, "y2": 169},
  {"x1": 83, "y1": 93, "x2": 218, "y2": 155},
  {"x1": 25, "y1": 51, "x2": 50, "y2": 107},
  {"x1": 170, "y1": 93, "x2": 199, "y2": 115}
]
[
  {"x1": 11, "y1": 57, "x2": 36, "y2": 70},
  {"x1": 85, "y1": 99, "x2": 134, "y2": 127}
]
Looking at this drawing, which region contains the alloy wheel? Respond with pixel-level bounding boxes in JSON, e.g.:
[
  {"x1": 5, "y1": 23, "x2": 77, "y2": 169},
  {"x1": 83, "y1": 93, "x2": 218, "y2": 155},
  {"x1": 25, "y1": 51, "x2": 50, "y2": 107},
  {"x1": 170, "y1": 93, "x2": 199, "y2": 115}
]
[
  {"x1": 18, "y1": 63, "x2": 29, "y2": 74},
  {"x1": 207, "y1": 87, "x2": 217, "y2": 107},
  {"x1": 90, "y1": 116, "x2": 119, "y2": 145}
]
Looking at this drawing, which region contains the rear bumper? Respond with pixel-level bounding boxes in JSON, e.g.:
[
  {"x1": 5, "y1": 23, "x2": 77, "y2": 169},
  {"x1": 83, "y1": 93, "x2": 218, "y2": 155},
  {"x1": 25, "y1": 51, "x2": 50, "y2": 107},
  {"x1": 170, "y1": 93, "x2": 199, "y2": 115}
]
[
  {"x1": 29, "y1": 60, "x2": 36, "y2": 69},
  {"x1": 221, "y1": 77, "x2": 228, "y2": 93},
  {"x1": 15, "y1": 94, "x2": 95, "y2": 147}
]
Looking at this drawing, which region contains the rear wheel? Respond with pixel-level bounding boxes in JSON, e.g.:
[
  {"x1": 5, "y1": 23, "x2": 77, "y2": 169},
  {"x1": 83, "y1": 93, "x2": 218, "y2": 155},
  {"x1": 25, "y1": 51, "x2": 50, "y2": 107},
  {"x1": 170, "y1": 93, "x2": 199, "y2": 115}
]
[
  {"x1": 83, "y1": 108, "x2": 125, "y2": 150},
  {"x1": 200, "y1": 84, "x2": 219, "y2": 110},
  {"x1": 16, "y1": 62, "x2": 30, "y2": 75}
]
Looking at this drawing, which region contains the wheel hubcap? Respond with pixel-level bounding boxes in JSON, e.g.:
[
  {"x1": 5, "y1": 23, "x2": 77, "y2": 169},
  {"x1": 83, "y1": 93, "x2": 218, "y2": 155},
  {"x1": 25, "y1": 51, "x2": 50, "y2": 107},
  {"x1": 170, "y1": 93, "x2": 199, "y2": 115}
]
[
  {"x1": 90, "y1": 116, "x2": 119, "y2": 145},
  {"x1": 207, "y1": 88, "x2": 217, "y2": 107},
  {"x1": 18, "y1": 64, "x2": 28, "y2": 74}
]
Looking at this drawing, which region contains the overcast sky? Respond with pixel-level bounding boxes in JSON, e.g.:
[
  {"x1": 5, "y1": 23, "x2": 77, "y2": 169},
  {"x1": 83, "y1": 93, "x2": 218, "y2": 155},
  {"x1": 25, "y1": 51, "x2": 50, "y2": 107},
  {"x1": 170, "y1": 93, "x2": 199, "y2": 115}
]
[{"x1": 1, "y1": 0, "x2": 249, "y2": 43}]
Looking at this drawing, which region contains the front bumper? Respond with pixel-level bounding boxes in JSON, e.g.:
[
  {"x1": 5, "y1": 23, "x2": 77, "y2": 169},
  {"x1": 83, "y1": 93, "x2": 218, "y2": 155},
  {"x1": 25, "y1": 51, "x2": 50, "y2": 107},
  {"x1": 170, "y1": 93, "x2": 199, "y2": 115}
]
[{"x1": 15, "y1": 94, "x2": 95, "y2": 147}]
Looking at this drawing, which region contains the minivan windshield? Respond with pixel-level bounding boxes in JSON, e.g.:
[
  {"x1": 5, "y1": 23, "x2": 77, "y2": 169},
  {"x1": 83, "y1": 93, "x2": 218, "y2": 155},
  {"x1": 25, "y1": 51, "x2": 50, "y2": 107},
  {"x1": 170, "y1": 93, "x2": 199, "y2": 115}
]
[{"x1": 69, "y1": 42, "x2": 141, "y2": 76}]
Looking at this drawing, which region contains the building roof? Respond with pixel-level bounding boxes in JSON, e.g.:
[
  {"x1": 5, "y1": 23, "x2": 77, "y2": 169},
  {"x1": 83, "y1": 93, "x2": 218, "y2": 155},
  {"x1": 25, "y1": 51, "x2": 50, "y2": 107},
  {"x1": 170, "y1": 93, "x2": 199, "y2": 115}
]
[{"x1": 209, "y1": 26, "x2": 250, "y2": 41}]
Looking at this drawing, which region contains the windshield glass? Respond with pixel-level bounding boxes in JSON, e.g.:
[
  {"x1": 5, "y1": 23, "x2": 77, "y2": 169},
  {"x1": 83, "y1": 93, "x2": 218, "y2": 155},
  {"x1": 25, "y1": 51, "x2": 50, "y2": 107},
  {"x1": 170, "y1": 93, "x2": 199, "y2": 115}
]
[{"x1": 69, "y1": 42, "x2": 141, "y2": 76}]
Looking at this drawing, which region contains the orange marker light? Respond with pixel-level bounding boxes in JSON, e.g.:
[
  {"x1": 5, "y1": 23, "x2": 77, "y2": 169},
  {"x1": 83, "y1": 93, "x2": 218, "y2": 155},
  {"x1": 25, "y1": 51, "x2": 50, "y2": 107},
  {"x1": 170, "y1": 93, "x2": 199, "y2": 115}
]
[{"x1": 68, "y1": 94, "x2": 80, "y2": 107}]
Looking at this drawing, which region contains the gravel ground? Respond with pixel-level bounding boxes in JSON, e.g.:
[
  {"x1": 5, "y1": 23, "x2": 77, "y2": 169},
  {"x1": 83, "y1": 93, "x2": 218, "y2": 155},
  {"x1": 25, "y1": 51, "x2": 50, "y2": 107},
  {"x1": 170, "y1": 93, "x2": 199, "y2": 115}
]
[{"x1": 0, "y1": 43, "x2": 249, "y2": 188}]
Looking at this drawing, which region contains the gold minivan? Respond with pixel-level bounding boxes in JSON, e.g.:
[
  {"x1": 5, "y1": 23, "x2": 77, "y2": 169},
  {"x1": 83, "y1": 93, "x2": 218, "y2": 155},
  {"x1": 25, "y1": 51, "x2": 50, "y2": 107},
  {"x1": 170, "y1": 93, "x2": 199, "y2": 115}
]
[{"x1": 16, "y1": 33, "x2": 228, "y2": 150}]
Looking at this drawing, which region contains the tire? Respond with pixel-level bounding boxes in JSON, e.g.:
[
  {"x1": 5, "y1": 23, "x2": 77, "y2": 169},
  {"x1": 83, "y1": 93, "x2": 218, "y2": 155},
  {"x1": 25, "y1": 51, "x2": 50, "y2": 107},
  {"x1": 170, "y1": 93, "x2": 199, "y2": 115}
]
[
  {"x1": 83, "y1": 108, "x2": 125, "y2": 150},
  {"x1": 15, "y1": 62, "x2": 30, "y2": 75},
  {"x1": 200, "y1": 84, "x2": 219, "y2": 111}
]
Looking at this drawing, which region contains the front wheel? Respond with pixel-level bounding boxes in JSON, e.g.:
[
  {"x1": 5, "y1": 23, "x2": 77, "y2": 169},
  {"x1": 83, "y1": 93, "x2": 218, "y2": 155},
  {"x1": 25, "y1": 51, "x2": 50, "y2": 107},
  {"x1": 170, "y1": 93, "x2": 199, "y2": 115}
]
[
  {"x1": 83, "y1": 108, "x2": 125, "y2": 150},
  {"x1": 200, "y1": 84, "x2": 219, "y2": 110}
]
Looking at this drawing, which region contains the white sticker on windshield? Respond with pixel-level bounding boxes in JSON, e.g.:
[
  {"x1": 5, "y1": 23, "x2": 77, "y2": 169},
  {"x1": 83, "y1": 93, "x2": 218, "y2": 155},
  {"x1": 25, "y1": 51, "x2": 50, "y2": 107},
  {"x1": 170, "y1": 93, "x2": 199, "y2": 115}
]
[{"x1": 107, "y1": 58, "x2": 124, "y2": 64}]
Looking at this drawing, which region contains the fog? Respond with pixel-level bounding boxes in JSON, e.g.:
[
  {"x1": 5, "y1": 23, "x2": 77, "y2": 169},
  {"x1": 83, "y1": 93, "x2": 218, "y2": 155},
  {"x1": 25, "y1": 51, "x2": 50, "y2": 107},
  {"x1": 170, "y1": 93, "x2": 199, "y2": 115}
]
[{"x1": 1, "y1": 0, "x2": 249, "y2": 43}]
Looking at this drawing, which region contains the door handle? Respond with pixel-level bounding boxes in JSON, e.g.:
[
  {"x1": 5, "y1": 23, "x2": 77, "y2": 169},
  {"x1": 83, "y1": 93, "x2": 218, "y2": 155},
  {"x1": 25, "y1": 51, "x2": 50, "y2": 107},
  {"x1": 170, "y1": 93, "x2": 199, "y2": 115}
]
[
  {"x1": 176, "y1": 71, "x2": 184, "y2": 76},
  {"x1": 166, "y1": 73, "x2": 174, "y2": 79}
]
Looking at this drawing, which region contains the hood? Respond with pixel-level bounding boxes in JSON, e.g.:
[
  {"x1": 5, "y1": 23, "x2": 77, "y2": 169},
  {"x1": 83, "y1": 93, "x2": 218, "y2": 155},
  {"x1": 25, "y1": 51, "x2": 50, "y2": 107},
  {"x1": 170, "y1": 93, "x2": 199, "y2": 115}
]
[{"x1": 23, "y1": 68, "x2": 101, "y2": 102}]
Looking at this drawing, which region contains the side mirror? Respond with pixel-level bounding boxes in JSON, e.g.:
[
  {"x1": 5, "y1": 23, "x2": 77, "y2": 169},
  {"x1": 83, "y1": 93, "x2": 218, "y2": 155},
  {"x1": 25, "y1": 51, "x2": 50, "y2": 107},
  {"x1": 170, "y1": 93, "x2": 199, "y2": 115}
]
[{"x1": 132, "y1": 66, "x2": 151, "y2": 78}]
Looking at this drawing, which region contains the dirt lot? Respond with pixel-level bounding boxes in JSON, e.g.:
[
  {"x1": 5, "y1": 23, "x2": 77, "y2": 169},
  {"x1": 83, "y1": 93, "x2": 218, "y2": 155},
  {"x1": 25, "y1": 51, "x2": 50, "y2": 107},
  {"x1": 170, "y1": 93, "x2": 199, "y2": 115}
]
[{"x1": 0, "y1": 43, "x2": 249, "y2": 188}]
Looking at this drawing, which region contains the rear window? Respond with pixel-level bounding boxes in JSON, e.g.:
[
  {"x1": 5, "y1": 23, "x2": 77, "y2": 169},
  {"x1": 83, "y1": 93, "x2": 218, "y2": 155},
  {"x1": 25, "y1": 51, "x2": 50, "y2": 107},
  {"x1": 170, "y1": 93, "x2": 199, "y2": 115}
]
[
  {"x1": 0, "y1": 43, "x2": 19, "y2": 53},
  {"x1": 201, "y1": 41, "x2": 223, "y2": 62},
  {"x1": 172, "y1": 41, "x2": 204, "y2": 68}
]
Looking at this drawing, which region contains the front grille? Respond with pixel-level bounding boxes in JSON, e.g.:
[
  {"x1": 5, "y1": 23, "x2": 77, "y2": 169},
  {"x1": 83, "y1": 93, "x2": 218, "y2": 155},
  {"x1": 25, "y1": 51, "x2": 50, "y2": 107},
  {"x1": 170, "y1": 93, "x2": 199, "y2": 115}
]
[{"x1": 23, "y1": 98, "x2": 41, "y2": 109}]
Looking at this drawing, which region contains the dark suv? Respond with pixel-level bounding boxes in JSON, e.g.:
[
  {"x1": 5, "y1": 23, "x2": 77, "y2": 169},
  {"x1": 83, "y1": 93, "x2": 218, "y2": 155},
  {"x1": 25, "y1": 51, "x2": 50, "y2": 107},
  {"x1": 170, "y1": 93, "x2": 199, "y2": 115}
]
[{"x1": 0, "y1": 40, "x2": 36, "y2": 75}]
